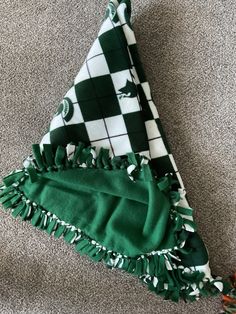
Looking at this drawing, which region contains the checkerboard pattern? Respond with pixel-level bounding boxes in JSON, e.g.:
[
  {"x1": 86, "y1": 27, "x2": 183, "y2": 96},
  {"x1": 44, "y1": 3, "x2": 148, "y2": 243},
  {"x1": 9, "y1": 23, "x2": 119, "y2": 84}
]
[{"x1": 40, "y1": 0, "x2": 185, "y2": 190}]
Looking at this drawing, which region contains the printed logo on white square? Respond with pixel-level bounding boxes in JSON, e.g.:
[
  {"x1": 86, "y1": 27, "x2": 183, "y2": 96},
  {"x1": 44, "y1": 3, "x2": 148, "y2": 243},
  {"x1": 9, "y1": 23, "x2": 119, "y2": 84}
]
[
  {"x1": 111, "y1": 69, "x2": 132, "y2": 93},
  {"x1": 87, "y1": 54, "x2": 110, "y2": 77},
  {"x1": 111, "y1": 70, "x2": 140, "y2": 114},
  {"x1": 149, "y1": 138, "x2": 168, "y2": 158},
  {"x1": 85, "y1": 119, "x2": 108, "y2": 141},
  {"x1": 64, "y1": 86, "x2": 78, "y2": 104},
  {"x1": 64, "y1": 103, "x2": 84, "y2": 126},
  {"x1": 105, "y1": 115, "x2": 127, "y2": 137}
]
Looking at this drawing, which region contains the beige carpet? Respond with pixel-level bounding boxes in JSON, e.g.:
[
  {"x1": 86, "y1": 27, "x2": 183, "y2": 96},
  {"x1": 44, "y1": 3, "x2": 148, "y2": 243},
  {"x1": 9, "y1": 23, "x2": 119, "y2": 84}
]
[{"x1": 0, "y1": 1, "x2": 235, "y2": 313}]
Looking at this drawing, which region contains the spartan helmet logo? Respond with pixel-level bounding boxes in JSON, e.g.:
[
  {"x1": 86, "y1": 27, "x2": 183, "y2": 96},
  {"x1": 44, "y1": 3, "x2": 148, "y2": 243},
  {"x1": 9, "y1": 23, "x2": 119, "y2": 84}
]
[
  {"x1": 118, "y1": 80, "x2": 137, "y2": 99},
  {"x1": 54, "y1": 97, "x2": 74, "y2": 122},
  {"x1": 105, "y1": 1, "x2": 119, "y2": 23}
]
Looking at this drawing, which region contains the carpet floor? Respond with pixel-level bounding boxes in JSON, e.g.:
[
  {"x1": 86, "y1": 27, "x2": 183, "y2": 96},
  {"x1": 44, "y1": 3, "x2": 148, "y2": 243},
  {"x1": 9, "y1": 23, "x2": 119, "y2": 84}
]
[{"x1": 0, "y1": 1, "x2": 235, "y2": 313}]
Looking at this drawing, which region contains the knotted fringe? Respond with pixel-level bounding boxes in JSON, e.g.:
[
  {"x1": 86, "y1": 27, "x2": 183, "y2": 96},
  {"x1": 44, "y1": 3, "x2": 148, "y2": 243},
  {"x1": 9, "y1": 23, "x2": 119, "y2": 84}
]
[
  {"x1": 0, "y1": 142, "x2": 226, "y2": 302},
  {"x1": 22, "y1": 142, "x2": 153, "y2": 183}
]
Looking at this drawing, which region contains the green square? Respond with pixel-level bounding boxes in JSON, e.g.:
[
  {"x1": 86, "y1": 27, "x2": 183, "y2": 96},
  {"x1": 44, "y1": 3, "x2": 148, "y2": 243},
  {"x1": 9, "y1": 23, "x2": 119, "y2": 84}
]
[
  {"x1": 105, "y1": 49, "x2": 132, "y2": 73},
  {"x1": 75, "y1": 79, "x2": 94, "y2": 102},
  {"x1": 99, "y1": 26, "x2": 127, "y2": 52},
  {"x1": 99, "y1": 95, "x2": 121, "y2": 118},
  {"x1": 137, "y1": 84, "x2": 153, "y2": 121},
  {"x1": 50, "y1": 124, "x2": 90, "y2": 147},
  {"x1": 79, "y1": 99, "x2": 102, "y2": 122},
  {"x1": 128, "y1": 131, "x2": 149, "y2": 153},
  {"x1": 155, "y1": 118, "x2": 171, "y2": 154},
  {"x1": 92, "y1": 75, "x2": 116, "y2": 98},
  {"x1": 123, "y1": 112, "x2": 149, "y2": 153},
  {"x1": 123, "y1": 111, "x2": 147, "y2": 133},
  {"x1": 128, "y1": 44, "x2": 147, "y2": 83},
  {"x1": 79, "y1": 96, "x2": 121, "y2": 121}
]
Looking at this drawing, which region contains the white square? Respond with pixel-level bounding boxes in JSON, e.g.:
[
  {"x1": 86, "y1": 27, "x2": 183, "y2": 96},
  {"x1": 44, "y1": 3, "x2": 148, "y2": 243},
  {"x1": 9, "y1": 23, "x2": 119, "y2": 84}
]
[
  {"x1": 169, "y1": 154, "x2": 178, "y2": 172},
  {"x1": 122, "y1": 24, "x2": 136, "y2": 45},
  {"x1": 98, "y1": 18, "x2": 114, "y2": 36},
  {"x1": 149, "y1": 138, "x2": 168, "y2": 158},
  {"x1": 119, "y1": 97, "x2": 140, "y2": 114},
  {"x1": 87, "y1": 54, "x2": 110, "y2": 77},
  {"x1": 105, "y1": 115, "x2": 127, "y2": 137},
  {"x1": 87, "y1": 39, "x2": 103, "y2": 60},
  {"x1": 141, "y1": 82, "x2": 152, "y2": 100},
  {"x1": 145, "y1": 120, "x2": 161, "y2": 140},
  {"x1": 74, "y1": 63, "x2": 90, "y2": 85},
  {"x1": 85, "y1": 119, "x2": 108, "y2": 141},
  {"x1": 90, "y1": 139, "x2": 113, "y2": 158},
  {"x1": 64, "y1": 86, "x2": 77, "y2": 103},
  {"x1": 148, "y1": 100, "x2": 159, "y2": 119},
  {"x1": 49, "y1": 114, "x2": 64, "y2": 132},
  {"x1": 64, "y1": 103, "x2": 84, "y2": 125},
  {"x1": 110, "y1": 135, "x2": 132, "y2": 156}
]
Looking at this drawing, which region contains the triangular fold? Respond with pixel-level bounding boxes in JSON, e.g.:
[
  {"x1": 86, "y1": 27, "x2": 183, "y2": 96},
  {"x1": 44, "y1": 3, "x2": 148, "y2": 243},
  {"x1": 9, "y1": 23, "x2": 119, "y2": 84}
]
[{"x1": 0, "y1": 0, "x2": 229, "y2": 302}]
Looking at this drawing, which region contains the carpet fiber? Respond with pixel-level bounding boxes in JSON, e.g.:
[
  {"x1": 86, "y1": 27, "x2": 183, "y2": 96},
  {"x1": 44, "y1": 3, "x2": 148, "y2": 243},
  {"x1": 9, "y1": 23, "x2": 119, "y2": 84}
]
[{"x1": 0, "y1": 1, "x2": 235, "y2": 313}]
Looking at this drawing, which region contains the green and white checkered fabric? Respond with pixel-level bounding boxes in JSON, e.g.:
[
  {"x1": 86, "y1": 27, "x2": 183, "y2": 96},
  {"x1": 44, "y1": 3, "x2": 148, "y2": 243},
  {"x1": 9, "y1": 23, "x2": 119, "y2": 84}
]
[
  {"x1": 39, "y1": 0, "x2": 185, "y2": 191},
  {"x1": 0, "y1": 0, "x2": 227, "y2": 302}
]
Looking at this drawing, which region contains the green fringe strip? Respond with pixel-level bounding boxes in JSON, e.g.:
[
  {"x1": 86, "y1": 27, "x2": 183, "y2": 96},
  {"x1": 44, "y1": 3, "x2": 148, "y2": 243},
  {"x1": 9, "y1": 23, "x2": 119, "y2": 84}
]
[
  {"x1": 0, "y1": 142, "x2": 227, "y2": 302},
  {"x1": 22, "y1": 142, "x2": 154, "y2": 183}
]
